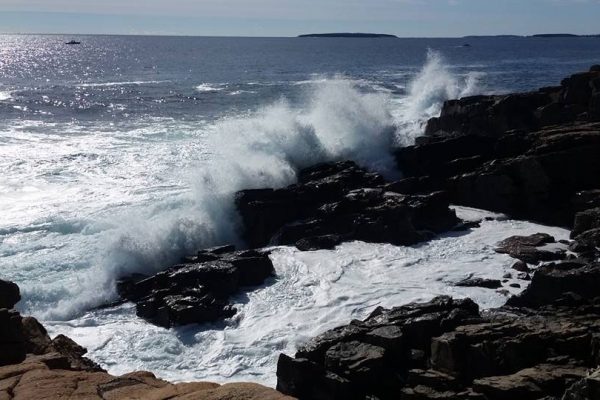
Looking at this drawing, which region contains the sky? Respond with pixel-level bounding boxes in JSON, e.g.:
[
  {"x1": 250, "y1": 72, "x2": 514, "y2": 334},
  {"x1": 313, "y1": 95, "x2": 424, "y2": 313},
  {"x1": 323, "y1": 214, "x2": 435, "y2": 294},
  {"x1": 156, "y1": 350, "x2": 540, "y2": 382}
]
[{"x1": 0, "y1": 0, "x2": 599, "y2": 37}]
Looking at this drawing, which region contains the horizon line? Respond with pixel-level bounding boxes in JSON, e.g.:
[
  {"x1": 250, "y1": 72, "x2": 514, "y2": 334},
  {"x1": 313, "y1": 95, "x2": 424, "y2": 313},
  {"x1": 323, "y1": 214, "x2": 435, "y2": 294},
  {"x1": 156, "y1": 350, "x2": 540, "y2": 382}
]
[{"x1": 2, "y1": 32, "x2": 599, "y2": 39}]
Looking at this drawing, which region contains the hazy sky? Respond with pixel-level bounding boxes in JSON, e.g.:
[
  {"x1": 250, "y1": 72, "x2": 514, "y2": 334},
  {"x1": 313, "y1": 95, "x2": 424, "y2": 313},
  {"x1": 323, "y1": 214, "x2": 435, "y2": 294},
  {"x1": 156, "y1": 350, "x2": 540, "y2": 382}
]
[{"x1": 1, "y1": 0, "x2": 599, "y2": 37}]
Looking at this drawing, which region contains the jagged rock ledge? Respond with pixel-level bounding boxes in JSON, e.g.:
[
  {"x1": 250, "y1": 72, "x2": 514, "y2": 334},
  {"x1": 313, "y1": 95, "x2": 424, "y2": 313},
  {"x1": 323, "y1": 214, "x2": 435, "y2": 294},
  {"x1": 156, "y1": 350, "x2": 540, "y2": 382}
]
[{"x1": 394, "y1": 66, "x2": 600, "y2": 226}]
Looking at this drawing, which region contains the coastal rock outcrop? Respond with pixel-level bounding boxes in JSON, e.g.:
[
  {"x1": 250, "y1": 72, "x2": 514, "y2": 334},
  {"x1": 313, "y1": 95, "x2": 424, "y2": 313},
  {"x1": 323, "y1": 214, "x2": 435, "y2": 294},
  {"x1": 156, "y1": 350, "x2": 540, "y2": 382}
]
[
  {"x1": 117, "y1": 162, "x2": 460, "y2": 329},
  {"x1": 394, "y1": 67, "x2": 600, "y2": 227},
  {"x1": 235, "y1": 161, "x2": 459, "y2": 250},
  {"x1": 424, "y1": 67, "x2": 600, "y2": 138},
  {"x1": 117, "y1": 246, "x2": 274, "y2": 328}
]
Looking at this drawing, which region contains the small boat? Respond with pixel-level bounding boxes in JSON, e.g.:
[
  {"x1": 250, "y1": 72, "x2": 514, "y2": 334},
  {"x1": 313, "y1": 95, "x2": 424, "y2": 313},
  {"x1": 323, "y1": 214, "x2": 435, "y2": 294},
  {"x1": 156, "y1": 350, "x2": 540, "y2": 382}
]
[
  {"x1": 462, "y1": 43, "x2": 471, "y2": 47},
  {"x1": 65, "y1": 40, "x2": 81, "y2": 45}
]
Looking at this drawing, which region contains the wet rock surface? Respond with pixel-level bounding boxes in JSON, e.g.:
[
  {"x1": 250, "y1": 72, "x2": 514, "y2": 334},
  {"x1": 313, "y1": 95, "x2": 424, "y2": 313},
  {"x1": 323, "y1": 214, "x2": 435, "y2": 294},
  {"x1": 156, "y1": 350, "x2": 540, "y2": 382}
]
[
  {"x1": 276, "y1": 189, "x2": 600, "y2": 399},
  {"x1": 494, "y1": 233, "x2": 567, "y2": 264},
  {"x1": 117, "y1": 161, "x2": 461, "y2": 328},
  {"x1": 117, "y1": 246, "x2": 275, "y2": 328},
  {"x1": 235, "y1": 161, "x2": 460, "y2": 250},
  {"x1": 455, "y1": 277, "x2": 502, "y2": 289}
]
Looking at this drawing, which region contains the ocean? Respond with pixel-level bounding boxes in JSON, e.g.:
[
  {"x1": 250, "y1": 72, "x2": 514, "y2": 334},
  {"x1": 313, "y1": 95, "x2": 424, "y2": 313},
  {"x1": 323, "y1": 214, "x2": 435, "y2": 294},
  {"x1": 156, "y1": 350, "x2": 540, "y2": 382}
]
[{"x1": 0, "y1": 34, "x2": 598, "y2": 384}]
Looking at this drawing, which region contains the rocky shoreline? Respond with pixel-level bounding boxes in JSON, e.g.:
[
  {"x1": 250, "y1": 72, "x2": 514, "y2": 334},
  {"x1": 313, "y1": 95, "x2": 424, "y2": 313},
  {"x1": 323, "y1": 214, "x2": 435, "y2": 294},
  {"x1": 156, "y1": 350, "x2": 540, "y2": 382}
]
[
  {"x1": 2, "y1": 67, "x2": 600, "y2": 399},
  {"x1": 0, "y1": 283, "x2": 292, "y2": 400},
  {"x1": 273, "y1": 66, "x2": 600, "y2": 399}
]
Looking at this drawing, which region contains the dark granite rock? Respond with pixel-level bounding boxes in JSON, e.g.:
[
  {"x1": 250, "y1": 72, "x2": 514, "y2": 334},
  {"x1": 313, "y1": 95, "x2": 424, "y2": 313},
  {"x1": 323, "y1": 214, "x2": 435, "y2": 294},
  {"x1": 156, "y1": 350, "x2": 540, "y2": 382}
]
[
  {"x1": 278, "y1": 290, "x2": 600, "y2": 400},
  {"x1": 573, "y1": 228, "x2": 600, "y2": 248},
  {"x1": 0, "y1": 308, "x2": 26, "y2": 366},
  {"x1": 393, "y1": 68, "x2": 600, "y2": 227},
  {"x1": 572, "y1": 208, "x2": 600, "y2": 238},
  {"x1": 277, "y1": 297, "x2": 480, "y2": 399},
  {"x1": 117, "y1": 247, "x2": 274, "y2": 328},
  {"x1": 563, "y1": 368, "x2": 600, "y2": 400},
  {"x1": 0, "y1": 282, "x2": 102, "y2": 372},
  {"x1": 512, "y1": 261, "x2": 531, "y2": 272},
  {"x1": 506, "y1": 261, "x2": 600, "y2": 308},
  {"x1": 235, "y1": 161, "x2": 459, "y2": 250},
  {"x1": 277, "y1": 209, "x2": 600, "y2": 400}
]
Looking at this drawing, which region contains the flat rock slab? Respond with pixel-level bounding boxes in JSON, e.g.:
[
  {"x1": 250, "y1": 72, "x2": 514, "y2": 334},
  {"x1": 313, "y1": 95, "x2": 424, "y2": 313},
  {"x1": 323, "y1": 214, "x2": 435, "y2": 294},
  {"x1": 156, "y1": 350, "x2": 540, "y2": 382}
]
[
  {"x1": 495, "y1": 233, "x2": 566, "y2": 264},
  {"x1": 0, "y1": 357, "x2": 293, "y2": 400}
]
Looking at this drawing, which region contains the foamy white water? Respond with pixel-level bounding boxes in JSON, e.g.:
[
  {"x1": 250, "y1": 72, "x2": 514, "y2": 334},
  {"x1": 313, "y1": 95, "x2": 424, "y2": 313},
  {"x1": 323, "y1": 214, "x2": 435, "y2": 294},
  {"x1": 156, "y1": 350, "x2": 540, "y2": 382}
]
[{"x1": 45, "y1": 207, "x2": 569, "y2": 386}]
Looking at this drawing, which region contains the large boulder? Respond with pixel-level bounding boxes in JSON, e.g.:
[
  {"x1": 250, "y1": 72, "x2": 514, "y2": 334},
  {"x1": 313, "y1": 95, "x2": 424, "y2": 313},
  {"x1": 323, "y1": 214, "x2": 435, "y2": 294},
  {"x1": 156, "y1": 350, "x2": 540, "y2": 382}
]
[
  {"x1": 572, "y1": 207, "x2": 600, "y2": 238},
  {"x1": 235, "y1": 161, "x2": 385, "y2": 248},
  {"x1": 117, "y1": 247, "x2": 274, "y2": 328}
]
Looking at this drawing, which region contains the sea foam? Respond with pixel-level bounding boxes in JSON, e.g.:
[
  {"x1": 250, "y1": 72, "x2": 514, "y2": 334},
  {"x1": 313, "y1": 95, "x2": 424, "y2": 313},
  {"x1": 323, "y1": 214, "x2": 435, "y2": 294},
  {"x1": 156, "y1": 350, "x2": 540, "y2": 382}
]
[
  {"x1": 46, "y1": 207, "x2": 569, "y2": 386},
  {"x1": 25, "y1": 51, "x2": 481, "y2": 320}
]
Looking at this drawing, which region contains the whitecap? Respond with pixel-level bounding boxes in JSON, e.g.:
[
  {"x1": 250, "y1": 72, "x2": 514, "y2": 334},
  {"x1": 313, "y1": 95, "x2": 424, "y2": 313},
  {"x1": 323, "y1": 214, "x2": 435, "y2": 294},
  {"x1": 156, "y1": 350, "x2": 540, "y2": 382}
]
[
  {"x1": 77, "y1": 80, "x2": 168, "y2": 88},
  {"x1": 196, "y1": 83, "x2": 226, "y2": 93},
  {"x1": 0, "y1": 91, "x2": 12, "y2": 101}
]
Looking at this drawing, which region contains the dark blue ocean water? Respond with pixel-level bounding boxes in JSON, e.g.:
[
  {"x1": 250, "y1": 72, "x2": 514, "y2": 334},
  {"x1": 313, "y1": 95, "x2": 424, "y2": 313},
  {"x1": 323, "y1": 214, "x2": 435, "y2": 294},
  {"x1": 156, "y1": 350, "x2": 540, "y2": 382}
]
[{"x1": 1, "y1": 35, "x2": 600, "y2": 123}]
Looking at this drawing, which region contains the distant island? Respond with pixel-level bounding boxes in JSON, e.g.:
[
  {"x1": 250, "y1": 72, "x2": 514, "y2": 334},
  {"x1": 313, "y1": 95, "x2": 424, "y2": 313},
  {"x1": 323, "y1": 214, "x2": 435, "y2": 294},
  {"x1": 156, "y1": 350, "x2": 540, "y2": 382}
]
[
  {"x1": 532, "y1": 33, "x2": 581, "y2": 38},
  {"x1": 298, "y1": 33, "x2": 398, "y2": 38}
]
